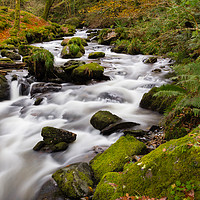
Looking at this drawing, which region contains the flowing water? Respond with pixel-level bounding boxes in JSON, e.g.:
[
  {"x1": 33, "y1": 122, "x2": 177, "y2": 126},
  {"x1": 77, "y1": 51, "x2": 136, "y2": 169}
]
[{"x1": 0, "y1": 30, "x2": 172, "y2": 200}]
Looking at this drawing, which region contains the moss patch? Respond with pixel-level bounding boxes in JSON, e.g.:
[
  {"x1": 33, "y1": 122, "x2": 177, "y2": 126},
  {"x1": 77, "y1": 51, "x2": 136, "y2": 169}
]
[
  {"x1": 93, "y1": 126, "x2": 200, "y2": 199},
  {"x1": 89, "y1": 135, "x2": 146, "y2": 182}
]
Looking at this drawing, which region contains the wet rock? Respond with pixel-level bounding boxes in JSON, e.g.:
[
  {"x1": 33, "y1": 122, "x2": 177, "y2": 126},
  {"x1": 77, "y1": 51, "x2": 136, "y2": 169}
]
[
  {"x1": 88, "y1": 52, "x2": 105, "y2": 59},
  {"x1": 100, "y1": 121, "x2": 140, "y2": 135},
  {"x1": 0, "y1": 74, "x2": 9, "y2": 101},
  {"x1": 52, "y1": 162, "x2": 94, "y2": 199},
  {"x1": 34, "y1": 97, "x2": 44, "y2": 105},
  {"x1": 0, "y1": 57, "x2": 14, "y2": 64},
  {"x1": 90, "y1": 110, "x2": 121, "y2": 131},
  {"x1": 143, "y1": 57, "x2": 157, "y2": 64},
  {"x1": 124, "y1": 129, "x2": 147, "y2": 137},
  {"x1": 98, "y1": 92, "x2": 125, "y2": 103},
  {"x1": 33, "y1": 126, "x2": 76, "y2": 153},
  {"x1": 33, "y1": 179, "x2": 68, "y2": 200},
  {"x1": 152, "y1": 68, "x2": 161, "y2": 73},
  {"x1": 11, "y1": 74, "x2": 18, "y2": 81},
  {"x1": 1, "y1": 49, "x2": 21, "y2": 60},
  {"x1": 30, "y1": 83, "x2": 62, "y2": 96},
  {"x1": 90, "y1": 135, "x2": 147, "y2": 182}
]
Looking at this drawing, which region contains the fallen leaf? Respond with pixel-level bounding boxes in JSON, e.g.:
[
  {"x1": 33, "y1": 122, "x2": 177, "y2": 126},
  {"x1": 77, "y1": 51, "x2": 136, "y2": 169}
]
[{"x1": 162, "y1": 148, "x2": 166, "y2": 152}]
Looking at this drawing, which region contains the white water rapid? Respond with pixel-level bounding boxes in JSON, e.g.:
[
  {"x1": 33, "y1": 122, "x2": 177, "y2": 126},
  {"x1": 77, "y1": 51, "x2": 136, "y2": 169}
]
[{"x1": 0, "y1": 30, "x2": 172, "y2": 200}]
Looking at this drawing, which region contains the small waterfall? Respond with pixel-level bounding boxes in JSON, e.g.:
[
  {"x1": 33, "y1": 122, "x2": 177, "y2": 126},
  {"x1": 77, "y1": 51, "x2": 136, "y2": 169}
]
[{"x1": 10, "y1": 80, "x2": 20, "y2": 100}]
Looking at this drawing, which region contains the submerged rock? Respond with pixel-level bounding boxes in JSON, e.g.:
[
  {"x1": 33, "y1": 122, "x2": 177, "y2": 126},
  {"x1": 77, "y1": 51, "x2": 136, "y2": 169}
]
[
  {"x1": 30, "y1": 82, "x2": 62, "y2": 96},
  {"x1": 52, "y1": 162, "x2": 94, "y2": 199},
  {"x1": 143, "y1": 57, "x2": 157, "y2": 64},
  {"x1": 93, "y1": 126, "x2": 200, "y2": 200},
  {"x1": 33, "y1": 126, "x2": 76, "y2": 153},
  {"x1": 90, "y1": 135, "x2": 146, "y2": 182}
]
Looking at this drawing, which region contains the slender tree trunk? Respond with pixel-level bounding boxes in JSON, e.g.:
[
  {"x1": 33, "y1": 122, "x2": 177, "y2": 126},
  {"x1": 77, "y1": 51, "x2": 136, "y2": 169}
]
[
  {"x1": 14, "y1": 0, "x2": 20, "y2": 31},
  {"x1": 42, "y1": 0, "x2": 55, "y2": 21}
]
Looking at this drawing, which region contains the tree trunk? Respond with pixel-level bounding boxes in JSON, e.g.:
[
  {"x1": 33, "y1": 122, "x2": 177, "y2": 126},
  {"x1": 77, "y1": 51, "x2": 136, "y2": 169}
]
[
  {"x1": 42, "y1": 0, "x2": 55, "y2": 21},
  {"x1": 14, "y1": 0, "x2": 20, "y2": 31}
]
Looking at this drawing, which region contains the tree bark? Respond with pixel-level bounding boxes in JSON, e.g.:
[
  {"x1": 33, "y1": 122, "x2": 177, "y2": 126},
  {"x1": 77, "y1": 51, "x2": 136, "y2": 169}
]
[
  {"x1": 14, "y1": 0, "x2": 20, "y2": 31},
  {"x1": 42, "y1": 0, "x2": 55, "y2": 21}
]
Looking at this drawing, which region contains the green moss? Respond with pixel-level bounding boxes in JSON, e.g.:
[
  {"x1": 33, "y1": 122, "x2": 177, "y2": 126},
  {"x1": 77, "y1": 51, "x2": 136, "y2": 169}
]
[
  {"x1": 52, "y1": 163, "x2": 94, "y2": 199},
  {"x1": 90, "y1": 135, "x2": 146, "y2": 182},
  {"x1": 0, "y1": 57, "x2": 14, "y2": 63},
  {"x1": 88, "y1": 52, "x2": 105, "y2": 59},
  {"x1": 52, "y1": 142, "x2": 68, "y2": 152},
  {"x1": 71, "y1": 62, "x2": 104, "y2": 83},
  {"x1": 93, "y1": 126, "x2": 200, "y2": 199},
  {"x1": 69, "y1": 44, "x2": 80, "y2": 56},
  {"x1": 90, "y1": 110, "x2": 121, "y2": 131}
]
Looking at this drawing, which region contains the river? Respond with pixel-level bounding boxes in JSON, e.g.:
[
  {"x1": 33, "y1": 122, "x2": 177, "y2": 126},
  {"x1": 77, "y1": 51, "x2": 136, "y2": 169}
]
[{"x1": 0, "y1": 29, "x2": 172, "y2": 200}]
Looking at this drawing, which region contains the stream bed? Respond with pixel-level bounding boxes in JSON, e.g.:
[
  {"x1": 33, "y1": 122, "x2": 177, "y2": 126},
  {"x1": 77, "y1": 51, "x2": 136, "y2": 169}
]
[{"x1": 0, "y1": 29, "x2": 172, "y2": 200}]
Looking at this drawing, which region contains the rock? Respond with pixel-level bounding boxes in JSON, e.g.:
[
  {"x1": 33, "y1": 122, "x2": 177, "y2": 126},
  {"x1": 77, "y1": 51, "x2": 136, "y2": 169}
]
[
  {"x1": 61, "y1": 44, "x2": 83, "y2": 59},
  {"x1": 25, "y1": 48, "x2": 55, "y2": 81},
  {"x1": 98, "y1": 29, "x2": 117, "y2": 45},
  {"x1": 124, "y1": 129, "x2": 147, "y2": 137},
  {"x1": 30, "y1": 83, "x2": 62, "y2": 96},
  {"x1": 89, "y1": 135, "x2": 147, "y2": 182},
  {"x1": 1, "y1": 49, "x2": 21, "y2": 60},
  {"x1": 52, "y1": 162, "x2": 94, "y2": 199},
  {"x1": 33, "y1": 179, "x2": 68, "y2": 200},
  {"x1": 0, "y1": 74, "x2": 9, "y2": 101},
  {"x1": 63, "y1": 60, "x2": 86, "y2": 75},
  {"x1": 98, "y1": 92, "x2": 125, "y2": 103},
  {"x1": 88, "y1": 52, "x2": 105, "y2": 59},
  {"x1": 143, "y1": 57, "x2": 157, "y2": 64},
  {"x1": 33, "y1": 126, "x2": 77, "y2": 153},
  {"x1": 18, "y1": 45, "x2": 37, "y2": 56},
  {"x1": 100, "y1": 121, "x2": 140, "y2": 135},
  {"x1": 152, "y1": 68, "x2": 161, "y2": 73},
  {"x1": 34, "y1": 97, "x2": 44, "y2": 105},
  {"x1": 92, "y1": 126, "x2": 200, "y2": 200},
  {"x1": 71, "y1": 63, "x2": 105, "y2": 84},
  {"x1": 90, "y1": 110, "x2": 121, "y2": 131}
]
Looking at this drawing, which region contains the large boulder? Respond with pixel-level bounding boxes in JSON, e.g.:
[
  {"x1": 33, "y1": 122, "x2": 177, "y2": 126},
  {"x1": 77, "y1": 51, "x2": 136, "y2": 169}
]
[
  {"x1": 90, "y1": 135, "x2": 146, "y2": 182},
  {"x1": 33, "y1": 126, "x2": 76, "y2": 153},
  {"x1": 0, "y1": 74, "x2": 9, "y2": 101},
  {"x1": 98, "y1": 29, "x2": 117, "y2": 45},
  {"x1": 52, "y1": 162, "x2": 94, "y2": 199},
  {"x1": 93, "y1": 126, "x2": 200, "y2": 200}
]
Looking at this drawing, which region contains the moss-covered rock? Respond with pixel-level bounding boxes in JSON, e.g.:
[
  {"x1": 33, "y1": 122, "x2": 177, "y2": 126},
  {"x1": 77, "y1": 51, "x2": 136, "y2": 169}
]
[
  {"x1": 71, "y1": 63, "x2": 105, "y2": 84},
  {"x1": 90, "y1": 110, "x2": 121, "y2": 131},
  {"x1": 33, "y1": 126, "x2": 76, "y2": 153},
  {"x1": 139, "y1": 86, "x2": 178, "y2": 114},
  {"x1": 90, "y1": 135, "x2": 147, "y2": 182},
  {"x1": 88, "y1": 52, "x2": 105, "y2": 59},
  {"x1": 52, "y1": 162, "x2": 94, "y2": 199},
  {"x1": 98, "y1": 29, "x2": 117, "y2": 45},
  {"x1": 26, "y1": 48, "x2": 55, "y2": 81},
  {"x1": 61, "y1": 38, "x2": 70, "y2": 46},
  {"x1": 0, "y1": 74, "x2": 9, "y2": 101},
  {"x1": 93, "y1": 126, "x2": 200, "y2": 199},
  {"x1": 61, "y1": 44, "x2": 83, "y2": 59},
  {"x1": 18, "y1": 45, "x2": 37, "y2": 56},
  {"x1": 1, "y1": 49, "x2": 21, "y2": 60}
]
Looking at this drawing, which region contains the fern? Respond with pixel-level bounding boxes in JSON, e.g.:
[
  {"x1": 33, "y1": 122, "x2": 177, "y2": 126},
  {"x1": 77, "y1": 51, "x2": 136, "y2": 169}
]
[{"x1": 154, "y1": 90, "x2": 184, "y2": 98}]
